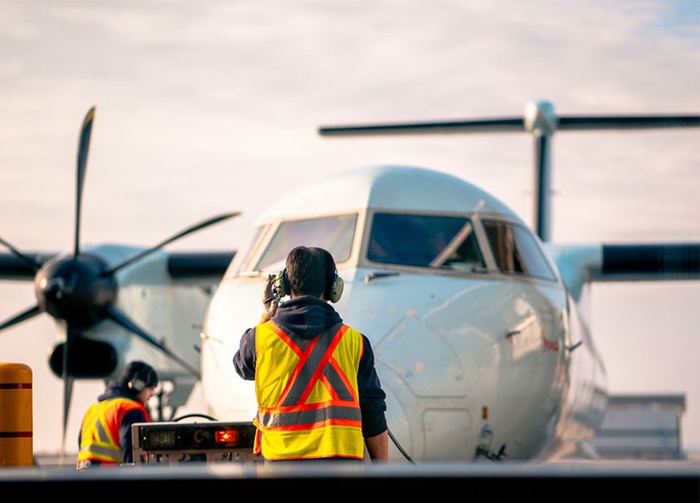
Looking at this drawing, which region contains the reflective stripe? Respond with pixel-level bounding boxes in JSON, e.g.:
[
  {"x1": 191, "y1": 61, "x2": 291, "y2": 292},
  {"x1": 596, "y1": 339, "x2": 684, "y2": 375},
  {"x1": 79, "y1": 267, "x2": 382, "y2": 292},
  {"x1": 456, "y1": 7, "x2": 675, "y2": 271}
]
[
  {"x1": 323, "y1": 357, "x2": 357, "y2": 401},
  {"x1": 257, "y1": 402, "x2": 362, "y2": 428},
  {"x1": 77, "y1": 416, "x2": 120, "y2": 459},
  {"x1": 95, "y1": 417, "x2": 111, "y2": 444},
  {"x1": 278, "y1": 324, "x2": 351, "y2": 406},
  {"x1": 78, "y1": 443, "x2": 120, "y2": 459}
]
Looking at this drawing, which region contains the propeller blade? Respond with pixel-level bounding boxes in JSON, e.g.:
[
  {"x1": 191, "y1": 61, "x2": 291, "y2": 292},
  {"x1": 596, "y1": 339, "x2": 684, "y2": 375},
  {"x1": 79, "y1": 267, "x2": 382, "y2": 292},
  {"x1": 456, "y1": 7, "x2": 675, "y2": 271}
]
[
  {"x1": 0, "y1": 237, "x2": 42, "y2": 272},
  {"x1": 74, "y1": 106, "x2": 96, "y2": 258},
  {"x1": 0, "y1": 305, "x2": 42, "y2": 332},
  {"x1": 319, "y1": 117, "x2": 525, "y2": 136},
  {"x1": 318, "y1": 113, "x2": 700, "y2": 136},
  {"x1": 104, "y1": 211, "x2": 241, "y2": 276},
  {"x1": 58, "y1": 326, "x2": 78, "y2": 466},
  {"x1": 104, "y1": 305, "x2": 200, "y2": 377},
  {"x1": 58, "y1": 374, "x2": 74, "y2": 466}
]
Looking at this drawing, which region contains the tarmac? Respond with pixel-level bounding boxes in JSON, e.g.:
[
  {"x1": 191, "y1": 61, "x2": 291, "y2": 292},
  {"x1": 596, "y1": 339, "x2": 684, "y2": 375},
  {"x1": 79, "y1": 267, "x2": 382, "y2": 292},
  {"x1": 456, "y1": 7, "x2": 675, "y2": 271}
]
[{"x1": 2, "y1": 455, "x2": 698, "y2": 496}]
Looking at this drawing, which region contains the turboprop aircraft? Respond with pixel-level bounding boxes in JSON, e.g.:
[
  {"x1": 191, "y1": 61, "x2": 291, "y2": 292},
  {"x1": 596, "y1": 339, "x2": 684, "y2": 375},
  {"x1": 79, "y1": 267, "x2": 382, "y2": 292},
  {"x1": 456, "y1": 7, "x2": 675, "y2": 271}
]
[
  {"x1": 0, "y1": 107, "x2": 238, "y2": 458},
  {"x1": 1, "y1": 102, "x2": 698, "y2": 463}
]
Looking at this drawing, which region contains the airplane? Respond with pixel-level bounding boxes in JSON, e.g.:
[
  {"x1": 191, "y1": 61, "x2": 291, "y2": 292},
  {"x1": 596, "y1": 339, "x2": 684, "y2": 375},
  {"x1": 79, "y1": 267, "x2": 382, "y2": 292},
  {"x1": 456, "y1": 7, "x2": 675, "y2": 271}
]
[{"x1": 1, "y1": 101, "x2": 698, "y2": 464}]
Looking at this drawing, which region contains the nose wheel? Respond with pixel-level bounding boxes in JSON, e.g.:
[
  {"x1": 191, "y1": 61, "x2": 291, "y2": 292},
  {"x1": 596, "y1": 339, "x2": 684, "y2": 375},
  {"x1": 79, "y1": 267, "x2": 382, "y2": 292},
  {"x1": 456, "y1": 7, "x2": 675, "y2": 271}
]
[
  {"x1": 474, "y1": 425, "x2": 508, "y2": 461},
  {"x1": 475, "y1": 443, "x2": 508, "y2": 461}
]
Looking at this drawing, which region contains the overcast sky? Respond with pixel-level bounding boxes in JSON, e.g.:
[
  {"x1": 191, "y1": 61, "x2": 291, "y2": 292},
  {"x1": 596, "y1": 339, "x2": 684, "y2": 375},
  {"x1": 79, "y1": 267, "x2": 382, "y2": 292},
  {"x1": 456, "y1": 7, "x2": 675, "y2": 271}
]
[{"x1": 0, "y1": 0, "x2": 698, "y2": 456}]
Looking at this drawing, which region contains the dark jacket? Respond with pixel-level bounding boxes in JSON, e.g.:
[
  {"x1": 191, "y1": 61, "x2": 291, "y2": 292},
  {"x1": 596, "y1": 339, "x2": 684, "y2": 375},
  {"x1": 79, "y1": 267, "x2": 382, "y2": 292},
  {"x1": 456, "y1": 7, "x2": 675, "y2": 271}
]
[{"x1": 233, "y1": 295, "x2": 388, "y2": 438}]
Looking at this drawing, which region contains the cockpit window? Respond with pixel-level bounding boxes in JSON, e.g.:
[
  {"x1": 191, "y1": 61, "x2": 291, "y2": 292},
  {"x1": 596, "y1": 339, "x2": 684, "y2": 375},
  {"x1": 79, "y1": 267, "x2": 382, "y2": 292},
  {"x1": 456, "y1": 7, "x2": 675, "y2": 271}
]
[
  {"x1": 368, "y1": 213, "x2": 484, "y2": 270},
  {"x1": 225, "y1": 225, "x2": 265, "y2": 278},
  {"x1": 255, "y1": 214, "x2": 357, "y2": 271},
  {"x1": 482, "y1": 220, "x2": 556, "y2": 280}
]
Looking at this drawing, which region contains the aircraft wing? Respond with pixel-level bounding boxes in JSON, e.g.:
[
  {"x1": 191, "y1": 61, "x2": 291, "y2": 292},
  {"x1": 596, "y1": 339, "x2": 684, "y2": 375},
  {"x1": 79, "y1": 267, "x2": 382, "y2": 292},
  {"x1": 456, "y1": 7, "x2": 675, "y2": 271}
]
[
  {"x1": 0, "y1": 251, "x2": 234, "y2": 283},
  {"x1": 164, "y1": 251, "x2": 235, "y2": 284},
  {"x1": 545, "y1": 242, "x2": 700, "y2": 303},
  {"x1": 0, "y1": 253, "x2": 54, "y2": 280}
]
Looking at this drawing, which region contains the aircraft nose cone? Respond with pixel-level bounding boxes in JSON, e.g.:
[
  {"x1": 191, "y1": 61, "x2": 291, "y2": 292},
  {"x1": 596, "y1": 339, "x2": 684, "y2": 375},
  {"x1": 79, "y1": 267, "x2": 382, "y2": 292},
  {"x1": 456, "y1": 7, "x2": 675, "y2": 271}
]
[{"x1": 374, "y1": 314, "x2": 473, "y2": 398}]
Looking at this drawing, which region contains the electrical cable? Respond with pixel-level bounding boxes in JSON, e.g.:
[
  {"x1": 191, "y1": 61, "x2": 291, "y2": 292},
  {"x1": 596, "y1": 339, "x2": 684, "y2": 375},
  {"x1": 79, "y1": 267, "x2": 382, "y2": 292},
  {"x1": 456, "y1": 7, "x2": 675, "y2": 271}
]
[
  {"x1": 172, "y1": 413, "x2": 218, "y2": 422},
  {"x1": 388, "y1": 428, "x2": 415, "y2": 464}
]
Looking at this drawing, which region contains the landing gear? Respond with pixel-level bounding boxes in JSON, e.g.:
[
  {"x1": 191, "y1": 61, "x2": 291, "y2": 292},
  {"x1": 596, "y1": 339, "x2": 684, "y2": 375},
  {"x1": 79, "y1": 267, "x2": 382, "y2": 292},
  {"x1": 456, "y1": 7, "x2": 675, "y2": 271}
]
[{"x1": 474, "y1": 425, "x2": 508, "y2": 461}]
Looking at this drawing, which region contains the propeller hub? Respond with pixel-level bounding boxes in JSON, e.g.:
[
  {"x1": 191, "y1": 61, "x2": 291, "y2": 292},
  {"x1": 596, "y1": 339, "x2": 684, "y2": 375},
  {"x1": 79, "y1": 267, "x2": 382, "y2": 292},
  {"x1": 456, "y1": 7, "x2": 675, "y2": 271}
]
[{"x1": 35, "y1": 253, "x2": 117, "y2": 327}]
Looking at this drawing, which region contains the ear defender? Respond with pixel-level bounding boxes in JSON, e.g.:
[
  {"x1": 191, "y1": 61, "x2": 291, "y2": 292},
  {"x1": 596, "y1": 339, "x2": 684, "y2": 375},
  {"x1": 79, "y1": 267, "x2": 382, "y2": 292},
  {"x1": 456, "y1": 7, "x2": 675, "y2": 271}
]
[
  {"x1": 328, "y1": 273, "x2": 344, "y2": 303},
  {"x1": 128, "y1": 377, "x2": 146, "y2": 393},
  {"x1": 275, "y1": 266, "x2": 343, "y2": 302},
  {"x1": 273, "y1": 269, "x2": 290, "y2": 299}
]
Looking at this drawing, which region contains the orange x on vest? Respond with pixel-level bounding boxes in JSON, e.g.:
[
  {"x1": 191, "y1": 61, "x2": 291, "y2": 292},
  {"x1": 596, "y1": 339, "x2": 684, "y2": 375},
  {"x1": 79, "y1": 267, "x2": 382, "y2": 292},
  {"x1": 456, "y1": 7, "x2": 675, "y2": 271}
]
[{"x1": 256, "y1": 323, "x2": 362, "y2": 430}]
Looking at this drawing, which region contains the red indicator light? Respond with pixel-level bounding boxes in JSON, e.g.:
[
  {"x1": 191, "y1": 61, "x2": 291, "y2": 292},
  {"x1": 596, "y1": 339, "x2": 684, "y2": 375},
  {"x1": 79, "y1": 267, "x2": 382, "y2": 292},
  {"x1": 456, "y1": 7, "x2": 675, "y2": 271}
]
[{"x1": 215, "y1": 430, "x2": 238, "y2": 443}]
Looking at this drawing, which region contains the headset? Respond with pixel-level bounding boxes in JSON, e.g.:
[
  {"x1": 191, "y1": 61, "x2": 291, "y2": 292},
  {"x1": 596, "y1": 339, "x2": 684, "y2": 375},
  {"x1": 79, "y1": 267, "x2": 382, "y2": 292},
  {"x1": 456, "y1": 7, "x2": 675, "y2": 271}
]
[
  {"x1": 126, "y1": 363, "x2": 158, "y2": 393},
  {"x1": 273, "y1": 268, "x2": 344, "y2": 303},
  {"x1": 128, "y1": 377, "x2": 147, "y2": 393},
  {"x1": 271, "y1": 269, "x2": 289, "y2": 299}
]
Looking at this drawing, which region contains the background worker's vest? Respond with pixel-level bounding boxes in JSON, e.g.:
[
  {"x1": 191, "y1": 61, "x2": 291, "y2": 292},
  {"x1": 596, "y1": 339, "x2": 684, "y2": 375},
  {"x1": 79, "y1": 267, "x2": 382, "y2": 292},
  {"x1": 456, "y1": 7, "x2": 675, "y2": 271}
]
[
  {"x1": 77, "y1": 397, "x2": 150, "y2": 465},
  {"x1": 254, "y1": 322, "x2": 364, "y2": 460}
]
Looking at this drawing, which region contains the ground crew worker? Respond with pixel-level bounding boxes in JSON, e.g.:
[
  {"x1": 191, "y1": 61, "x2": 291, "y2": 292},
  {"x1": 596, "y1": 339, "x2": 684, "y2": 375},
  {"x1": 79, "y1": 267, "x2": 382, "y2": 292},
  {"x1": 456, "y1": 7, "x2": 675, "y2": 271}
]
[
  {"x1": 76, "y1": 360, "x2": 158, "y2": 469},
  {"x1": 233, "y1": 246, "x2": 389, "y2": 463}
]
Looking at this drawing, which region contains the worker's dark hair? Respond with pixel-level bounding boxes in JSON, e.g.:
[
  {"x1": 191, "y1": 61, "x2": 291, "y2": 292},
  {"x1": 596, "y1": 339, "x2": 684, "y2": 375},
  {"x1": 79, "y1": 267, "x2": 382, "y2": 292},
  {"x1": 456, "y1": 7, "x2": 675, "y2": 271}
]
[{"x1": 285, "y1": 246, "x2": 337, "y2": 299}]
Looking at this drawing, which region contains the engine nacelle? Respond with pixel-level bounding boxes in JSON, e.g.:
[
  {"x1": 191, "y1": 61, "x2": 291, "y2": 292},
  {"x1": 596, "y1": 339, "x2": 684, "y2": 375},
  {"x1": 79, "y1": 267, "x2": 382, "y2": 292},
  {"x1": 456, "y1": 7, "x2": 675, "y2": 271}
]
[{"x1": 48, "y1": 337, "x2": 118, "y2": 379}]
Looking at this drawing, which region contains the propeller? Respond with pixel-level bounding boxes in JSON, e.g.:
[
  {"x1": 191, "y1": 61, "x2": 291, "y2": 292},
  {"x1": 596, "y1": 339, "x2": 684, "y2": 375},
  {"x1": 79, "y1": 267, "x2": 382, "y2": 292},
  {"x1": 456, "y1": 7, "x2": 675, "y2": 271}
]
[
  {"x1": 319, "y1": 100, "x2": 700, "y2": 242},
  {"x1": 0, "y1": 107, "x2": 240, "y2": 464}
]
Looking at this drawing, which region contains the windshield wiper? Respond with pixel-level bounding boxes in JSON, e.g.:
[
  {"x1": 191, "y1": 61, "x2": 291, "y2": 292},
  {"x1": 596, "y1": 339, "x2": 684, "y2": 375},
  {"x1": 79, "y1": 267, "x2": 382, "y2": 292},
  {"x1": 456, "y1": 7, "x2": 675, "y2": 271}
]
[{"x1": 364, "y1": 271, "x2": 400, "y2": 283}]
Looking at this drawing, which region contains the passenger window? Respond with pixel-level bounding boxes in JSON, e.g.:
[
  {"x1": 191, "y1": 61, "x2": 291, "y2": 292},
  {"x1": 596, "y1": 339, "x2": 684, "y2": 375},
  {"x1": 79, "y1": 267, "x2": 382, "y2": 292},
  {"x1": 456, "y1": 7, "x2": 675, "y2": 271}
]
[
  {"x1": 482, "y1": 220, "x2": 556, "y2": 280},
  {"x1": 368, "y1": 213, "x2": 484, "y2": 270},
  {"x1": 255, "y1": 214, "x2": 357, "y2": 271}
]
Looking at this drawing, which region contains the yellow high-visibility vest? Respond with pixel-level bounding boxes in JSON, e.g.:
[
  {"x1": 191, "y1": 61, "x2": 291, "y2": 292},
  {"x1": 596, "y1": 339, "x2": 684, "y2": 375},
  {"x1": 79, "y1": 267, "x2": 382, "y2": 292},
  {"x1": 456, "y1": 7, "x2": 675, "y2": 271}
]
[{"x1": 253, "y1": 322, "x2": 364, "y2": 460}]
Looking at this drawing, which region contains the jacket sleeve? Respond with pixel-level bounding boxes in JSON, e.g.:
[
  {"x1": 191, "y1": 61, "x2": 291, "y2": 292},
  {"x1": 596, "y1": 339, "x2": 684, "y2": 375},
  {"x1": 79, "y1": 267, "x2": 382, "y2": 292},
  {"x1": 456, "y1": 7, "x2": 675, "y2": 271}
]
[
  {"x1": 233, "y1": 327, "x2": 257, "y2": 380},
  {"x1": 120, "y1": 408, "x2": 149, "y2": 464},
  {"x1": 358, "y1": 334, "x2": 388, "y2": 438}
]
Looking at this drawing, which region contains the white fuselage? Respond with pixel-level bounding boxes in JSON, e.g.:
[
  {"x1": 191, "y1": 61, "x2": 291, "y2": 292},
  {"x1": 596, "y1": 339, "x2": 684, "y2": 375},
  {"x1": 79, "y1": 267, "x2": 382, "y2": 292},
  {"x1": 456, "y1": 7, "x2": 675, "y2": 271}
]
[{"x1": 199, "y1": 165, "x2": 607, "y2": 463}]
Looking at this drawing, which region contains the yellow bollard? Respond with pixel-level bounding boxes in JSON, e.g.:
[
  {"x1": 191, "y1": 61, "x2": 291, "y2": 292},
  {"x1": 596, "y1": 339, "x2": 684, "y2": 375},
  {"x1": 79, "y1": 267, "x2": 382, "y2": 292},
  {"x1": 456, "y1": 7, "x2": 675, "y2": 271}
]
[{"x1": 0, "y1": 363, "x2": 33, "y2": 466}]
